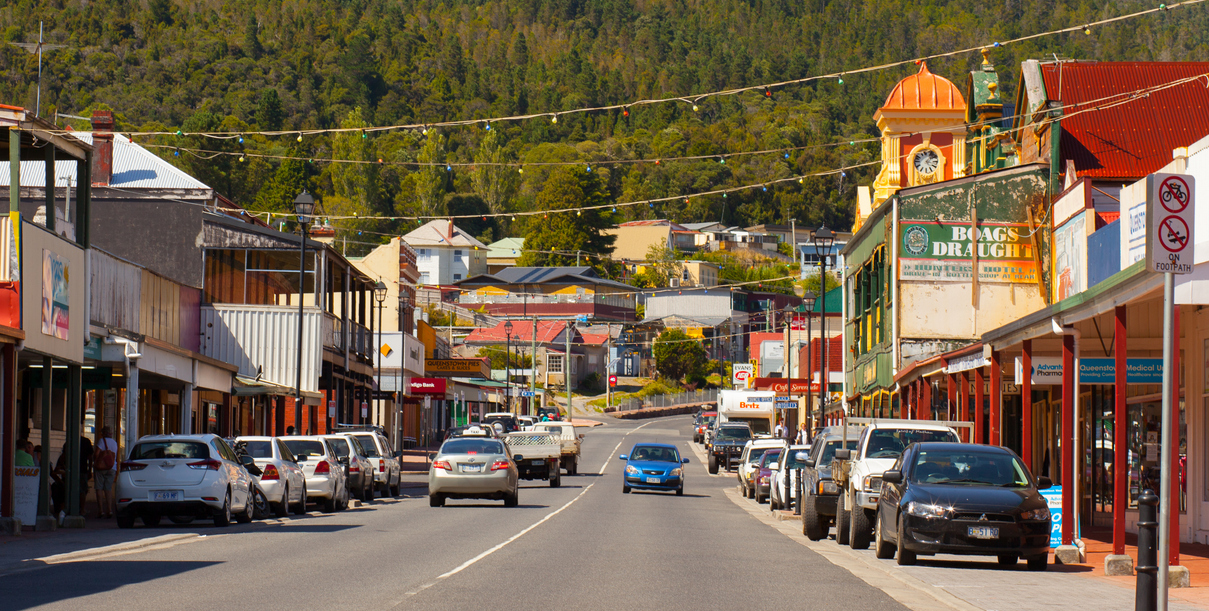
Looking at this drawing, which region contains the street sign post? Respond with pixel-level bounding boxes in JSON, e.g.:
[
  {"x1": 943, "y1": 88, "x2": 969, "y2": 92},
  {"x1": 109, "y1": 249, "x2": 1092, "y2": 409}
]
[
  {"x1": 732, "y1": 363, "x2": 754, "y2": 388},
  {"x1": 1147, "y1": 173, "x2": 1195, "y2": 610}
]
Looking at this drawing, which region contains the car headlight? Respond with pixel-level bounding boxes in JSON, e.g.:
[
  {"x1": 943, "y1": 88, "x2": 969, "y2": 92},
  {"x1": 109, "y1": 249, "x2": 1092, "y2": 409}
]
[
  {"x1": 670, "y1": 468, "x2": 683, "y2": 477},
  {"x1": 906, "y1": 501, "x2": 949, "y2": 519},
  {"x1": 758, "y1": 475, "x2": 769, "y2": 485},
  {"x1": 625, "y1": 465, "x2": 640, "y2": 476},
  {"x1": 818, "y1": 481, "x2": 839, "y2": 495},
  {"x1": 1020, "y1": 507, "x2": 1051, "y2": 521},
  {"x1": 863, "y1": 475, "x2": 883, "y2": 493}
]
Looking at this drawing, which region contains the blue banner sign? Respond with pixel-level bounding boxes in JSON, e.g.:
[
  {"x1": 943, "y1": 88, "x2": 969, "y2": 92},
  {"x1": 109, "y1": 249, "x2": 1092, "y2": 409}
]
[
  {"x1": 1039, "y1": 485, "x2": 1063, "y2": 548},
  {"x1": 1079, "y1": 358, "x2": 1163, "y2": 384}
]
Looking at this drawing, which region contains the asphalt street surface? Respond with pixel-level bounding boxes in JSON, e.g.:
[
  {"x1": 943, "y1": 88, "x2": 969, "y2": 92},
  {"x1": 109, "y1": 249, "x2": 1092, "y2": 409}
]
[{"x1": 0, "y1": 415, "x2": 905, "y2": 611}]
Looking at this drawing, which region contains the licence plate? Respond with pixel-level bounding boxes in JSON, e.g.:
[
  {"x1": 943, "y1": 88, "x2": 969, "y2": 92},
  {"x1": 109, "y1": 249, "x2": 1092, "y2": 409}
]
[
  {"x1": 967, "y1": 526, "x2": 999, "y2": 539},
  {"x1": 151, "y1": 490, "x2": 182, "y2": 502},
  {"x1": 531, "y1": 459, "x2": 544, "y2": 466},
  {"x1": 462, "y1": 464, "x2": 482, "y2": 473},
  {"x1": 644, "y1": 477, "x2": 660, "y2": 484}
]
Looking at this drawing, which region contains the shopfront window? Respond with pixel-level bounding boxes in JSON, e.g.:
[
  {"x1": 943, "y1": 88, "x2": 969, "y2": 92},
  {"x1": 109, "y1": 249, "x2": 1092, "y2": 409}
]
[{"x1": 1128, "y1": 396, "x2": 1187, "y2": 512}]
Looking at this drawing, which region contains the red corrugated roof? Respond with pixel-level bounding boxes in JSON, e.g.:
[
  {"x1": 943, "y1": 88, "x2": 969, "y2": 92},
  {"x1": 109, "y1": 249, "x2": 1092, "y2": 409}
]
[
  {"x1": 579, "y1": 333, "x2": 609, "y2": 346},
  {"x1": 464, "y1": 320, "x2": 567, "y2": 345},
  {"x1": 1042, "y1": 62, "x2": 1209, "y2": 180}
]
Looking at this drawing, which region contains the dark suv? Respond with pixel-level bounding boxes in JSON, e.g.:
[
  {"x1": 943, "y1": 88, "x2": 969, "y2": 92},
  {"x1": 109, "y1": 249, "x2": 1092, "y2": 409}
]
[
  {"x1": 708, "y1": 424, "x2": 752, "y2": 474},
  {"x1": 801, "y1": 434, "x2": 859, "y2": 541}
]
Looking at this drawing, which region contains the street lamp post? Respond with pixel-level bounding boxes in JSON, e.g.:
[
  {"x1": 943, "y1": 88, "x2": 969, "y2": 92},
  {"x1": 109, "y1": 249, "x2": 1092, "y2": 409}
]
[
  {"x1": 799, "y1": 291, "x2": 818, "y2": 432},
  {"x1": 293, "y1": 191, "x2": 316, "y2": 434},
  {"x1": 504, "y1": 321, "x2": 514, "y2": 414},
  {"x1": 812, "y1": 226, "x2": 834, "y2": 422},
  {"x1": 374, "y1": 280, "x2": 387, "y2": 432}
]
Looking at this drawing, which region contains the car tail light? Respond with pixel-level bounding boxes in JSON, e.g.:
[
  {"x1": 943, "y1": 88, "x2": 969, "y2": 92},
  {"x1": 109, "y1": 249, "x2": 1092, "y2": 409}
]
[
  {"x1": 349, "y1": 461, "x2": 360, "y2": 473},
  {"x1": 187, "y1": 459, "x2": 222, "y2": 471},
  {"x1": 314, "y1": 460, "x2": 331, "y2": 475},
  {"x1": 490, "y1": 460, "x2": 510, "y2": 471},
  {"x1": 120, "y1": 461, "x2": 147, "y2": 471},
  {"x1": 260, "y1": 464, "x2": 280, "y2": 480},
  {"x1": 432, "y1": 460, "x2": 451, "y2": 471},
  {"x1": 379, "y1": 459, "x2": 386, "y2": 473}
]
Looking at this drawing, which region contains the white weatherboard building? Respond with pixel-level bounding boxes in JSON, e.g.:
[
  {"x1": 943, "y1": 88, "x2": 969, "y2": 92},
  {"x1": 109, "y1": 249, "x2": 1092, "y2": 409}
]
[{"x1": 403, "y1": 220, "x2": 487, "y2": 285}]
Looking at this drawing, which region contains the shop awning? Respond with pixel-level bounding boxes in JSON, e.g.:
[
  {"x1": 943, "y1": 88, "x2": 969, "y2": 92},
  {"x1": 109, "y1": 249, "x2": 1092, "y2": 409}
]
[{"x1": 232, "y1": 375, "x2": 323, "y2": 405}]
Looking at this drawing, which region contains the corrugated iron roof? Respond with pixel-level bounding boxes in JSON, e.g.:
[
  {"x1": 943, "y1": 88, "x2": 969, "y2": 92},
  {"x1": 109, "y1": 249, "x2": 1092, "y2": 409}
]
[
  {"x1": 0, "y1": 133, "x2": 212, "y2": 191},
  {"x1": 1041, "y1": 61, "x2": 1209, "y2": 180}
]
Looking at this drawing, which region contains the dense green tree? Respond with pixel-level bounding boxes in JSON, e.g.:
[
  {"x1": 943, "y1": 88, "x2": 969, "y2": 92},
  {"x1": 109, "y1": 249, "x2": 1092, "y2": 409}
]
[
  {"x1": 414, "y1": 131, "x2": 449, "y2": 217},
  {"x1": 653, "y1": 329, "x2": 708, "y2": 383},
  {"x1": 471, "y1": 130, "x2": 519, "y2": 216},
  {"x1": 255, "y1": 89, "x2": 284, "y2": 131},
  {"x1": 517, "y1": 168, "x2": 616, "y2": 272}
]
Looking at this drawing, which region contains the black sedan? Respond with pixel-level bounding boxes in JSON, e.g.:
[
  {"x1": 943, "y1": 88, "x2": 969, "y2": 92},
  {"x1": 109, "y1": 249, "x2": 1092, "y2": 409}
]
[{"x1": 874, "y1": 442, "x2": 1052, "y2": 571}]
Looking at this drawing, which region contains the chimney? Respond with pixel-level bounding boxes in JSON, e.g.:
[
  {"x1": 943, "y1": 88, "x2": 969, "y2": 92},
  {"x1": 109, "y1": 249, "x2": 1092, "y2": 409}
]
[
  {"x1": 90, "y1": 111, "x2": 115, "y2": 187},
  {"x1": 447, "y1": 219, "x2": 454, "y2": 241}
]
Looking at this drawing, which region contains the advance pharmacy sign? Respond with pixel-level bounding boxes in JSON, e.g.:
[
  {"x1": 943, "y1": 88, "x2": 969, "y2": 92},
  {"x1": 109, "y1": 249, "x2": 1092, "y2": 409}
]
[
  {"x1": 899, "y1": 221, "x2": 1039, "y2": 283},
  {"x1": 1013, "y1": 357, "x2": 1163, "y2": 385}
]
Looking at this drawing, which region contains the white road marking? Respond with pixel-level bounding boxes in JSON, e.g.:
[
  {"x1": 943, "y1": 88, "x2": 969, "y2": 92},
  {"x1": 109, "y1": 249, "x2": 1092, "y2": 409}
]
[{"x1": 394, "y1": 418, "x2": 658, "y2": 606}]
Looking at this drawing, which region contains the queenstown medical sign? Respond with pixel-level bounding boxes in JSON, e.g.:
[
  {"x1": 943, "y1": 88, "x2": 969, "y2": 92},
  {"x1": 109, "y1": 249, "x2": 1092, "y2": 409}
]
[
  {"x1": 899, "y1": 221, "x2": 1039, "y2": 283},
  {"x1": 1013, "y1": 357, "x2": 1163, "y2": 385}
]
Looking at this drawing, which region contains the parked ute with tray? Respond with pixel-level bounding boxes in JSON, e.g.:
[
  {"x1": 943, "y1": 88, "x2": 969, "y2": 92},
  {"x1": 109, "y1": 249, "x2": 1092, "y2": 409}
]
[
  {"x1": 532, "y1": 422, "x2": 584, "y2": 475},
  {"x1": 503, "y1": 431, "x2": 562, "y2": 487},
  {"x1": 708, "y1": 423, "x2": 753, "y2": 474},
  {"x1": 831, "y1": 419, "x2": 963, "y2": 549}
]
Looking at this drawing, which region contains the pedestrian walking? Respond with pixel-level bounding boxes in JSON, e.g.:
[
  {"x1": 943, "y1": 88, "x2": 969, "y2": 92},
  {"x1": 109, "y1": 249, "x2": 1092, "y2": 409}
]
[
  {"x1": 93, "y1": 426, "x2": 118, "y2": 519},
  {"x1": 774, "y1": 419, "x2": 786, "y2": 439},
  {"x1": 795, "y1": 423, "x2": 808, "y2": 444}
]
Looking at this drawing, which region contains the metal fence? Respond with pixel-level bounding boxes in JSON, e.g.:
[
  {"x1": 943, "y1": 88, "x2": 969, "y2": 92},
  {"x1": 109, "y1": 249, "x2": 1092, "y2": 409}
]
[{"x1": 613, "y1": 388, "x2": 719, "y2": 411}]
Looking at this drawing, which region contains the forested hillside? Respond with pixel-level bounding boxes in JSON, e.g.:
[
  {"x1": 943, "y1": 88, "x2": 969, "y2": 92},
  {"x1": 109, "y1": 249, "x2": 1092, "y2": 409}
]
[{"x1": 1, "y1": 0, "x2": 1206, "y2": 254}]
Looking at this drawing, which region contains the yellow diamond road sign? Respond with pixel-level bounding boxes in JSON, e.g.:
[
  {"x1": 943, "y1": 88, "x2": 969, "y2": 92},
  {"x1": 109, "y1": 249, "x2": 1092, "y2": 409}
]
[{"x1": 380, "y1": 344, "x2": 394, "y2": 357}]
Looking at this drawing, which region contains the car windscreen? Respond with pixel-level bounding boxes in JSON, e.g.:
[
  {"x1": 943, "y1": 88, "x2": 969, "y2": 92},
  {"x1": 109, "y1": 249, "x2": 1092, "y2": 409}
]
[
  {"x1": 540, "y1": 426, "x2": 564, "y2": 435},
  {"x1": 817, "y1": 439, "x2": 859, "y2": 467},
  {"x1": 130, "y1": 441, "x2": 209, "y2": 460},
  {"x1": 325, "y1": 438, "x2": 351, "y2": 458},
  {"x1": 239, "y1": 440, "x2": 273, "y2": 459},
  {"x1": 864, "y1": 429, "x2": 957, "y2": 459},
  {"x1": 442, "y1": 439, "x2": 505, "y2": 455},
  {"x1": 703, "y1": 415, "x2": 717, "y2": 425},
  {"x1": 284, "y1": 440, "x2": 326, "y2": 459},
  {"x1": 760, "y1": 450, "x2": 782, "y2": 468},
  {"x1": 629, "y1": 446, "x2": 680, "y2": 462},
  {"x1": 351, "y1": 435, "x2": 380, "y2": 457},
  {"x1": 715, "y1": 427, "x2": 751, "y2": 441},
  {"x1": 911, "y1": 449, "x2": 1031, "y2": 487}
]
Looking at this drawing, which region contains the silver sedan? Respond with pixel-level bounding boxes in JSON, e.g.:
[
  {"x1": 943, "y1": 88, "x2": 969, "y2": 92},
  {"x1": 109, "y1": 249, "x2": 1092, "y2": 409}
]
[{"x1": 428, "y1": 437, "x2": 519, "y2": 507}]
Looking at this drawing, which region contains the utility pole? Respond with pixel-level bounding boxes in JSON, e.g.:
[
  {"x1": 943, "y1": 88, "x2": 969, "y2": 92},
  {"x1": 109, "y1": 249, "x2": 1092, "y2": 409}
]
[
  {"x1": 565, "y1": 320, "x2": 573, "y2": 419},
  {"x1": 531, "y1": 316, "x2": 538, "y2": 415}
]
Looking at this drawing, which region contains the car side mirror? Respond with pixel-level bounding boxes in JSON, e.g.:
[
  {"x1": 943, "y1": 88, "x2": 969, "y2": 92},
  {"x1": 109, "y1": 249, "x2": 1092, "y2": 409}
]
[
  {"x1": 834, "y1": 449, "x2": 851, "y2": 461},
  {"x1": 578, "y1": 434, "x2": 585, "y2": 440},
  {"x1": 618, "y1": 454, "x2": 628, "y2": 461},
  {"x1": 681, "y1": 457, "x2": 690, "y2": 464},
  {"x1": 795, "y1": 452, "x2": 810, "y2": 462},
  {"x1": 804, "y1": 458, "x2": 816, "y2": 469},
  {"x1": 513, "y1": 454, "x2": 524, "y2": 462},
  {"x1": 1037, "y1": 476, "x2": 1053, "y2": 490},
  {"x1": 294, "y1": 455, "x2": 306, "y2": 462},
  {"x1": 395, "y1": 451, "x2": 402, "y2": 458},
  {"x1": 239, "y1": 455, "x2": 255, "y2": 467},
  {"x1": 769, "y1": 463, "x2": 780, "y2": 471},
  {"x1": 882, "y1": 469, "x2": 903, "y2": 484},
  {"x1": 339, "y1": 457, "x2": 349, "y2": 465}
]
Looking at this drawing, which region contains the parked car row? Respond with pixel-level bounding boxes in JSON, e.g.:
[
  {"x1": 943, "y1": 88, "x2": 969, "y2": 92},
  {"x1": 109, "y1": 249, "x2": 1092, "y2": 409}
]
[
  {"x1": 428, "y1": 415, "x2": 587, "y2": 508},
  {"x1": 115, "y1": 429, "x2": 404, "y2": 529}
]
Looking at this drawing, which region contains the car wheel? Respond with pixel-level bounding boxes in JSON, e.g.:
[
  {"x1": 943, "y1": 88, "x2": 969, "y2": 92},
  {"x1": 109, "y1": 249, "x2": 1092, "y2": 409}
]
[
  {"x1": 676, "y1": 486, "x2": 684, "y2": 496},
  {"x1": 570, "y1": 457, "x2": 578, "y2": 476},
  {"x1": 802, "y1": 496, "x2": 825, "y2": 541},
  {"x1": 708, "y1": 455, "x2": 718, "y2": 474},
  {"x1": 429, "y1": 493, "x2": 445, "y2": 507},
  {"x1": 998, "y1": 554, "x2": 1019, "y2": 567},
  {"x1": 214, "y1": 491, "x2": 232, "y2": 527},
  {"x1": 252, "y1": 489, "x2": 271, "y2": 520},
  {"x1": 390, "y1": 477, "x2": 400, "y2": 497},
  {"x1": 293, "y1": 485, "x2": 307, "y2": 516},
  {"x1": 755, "y1": 487, "x2": 766, "y2": 504},
  {"x1": 142, "y1": 515, "x2": 162, "y2": 527},
  {"x1": 874, "y1": 510, "x2": 895, "y2": 559},
  {"x1": 116, "y1": 514, "x2": 136, "y2": 529},
  {"x1": 550, "y1": 470, "x2": 561, "y2": 488},
  {"x1": 168, "y1": 515, "x2": 195, "y2": 525},
  {"x1": 273, "y1": 486, "x2": 289, "y2": 518},
  {"x1": 850, "y1": 506, "x2": 872, "y2": 550},
  {"x1": 622, "y1": 484, "x2": 631, "y2": 494},
  {"x1": 504, "y1": 490, "x2": 519, "y2": 507},
  {"x1": 236, "y1": 487, "x2": 255, "y2": 524},
  {"x1": 322, "y1": 494, "x2": 337, "y2": 513},
  {"x1": 364, "y1": 482, "x2": 373, "y2": 502},
  {"x1": 896, "y1": 517, "x2": 917, "y2": 566},
  {"x1": 1026, "y1": 554, "x2": 1048, "y2": 571},
  {"x1": 835, "y1": 492, "x2": 851, "y2": 545}
]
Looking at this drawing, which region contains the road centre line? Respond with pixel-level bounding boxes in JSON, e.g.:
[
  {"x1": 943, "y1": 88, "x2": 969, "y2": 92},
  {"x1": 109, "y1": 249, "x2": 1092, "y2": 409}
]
[{"x1": 394, "y1": 419, "x2": 654, "y2": 605}]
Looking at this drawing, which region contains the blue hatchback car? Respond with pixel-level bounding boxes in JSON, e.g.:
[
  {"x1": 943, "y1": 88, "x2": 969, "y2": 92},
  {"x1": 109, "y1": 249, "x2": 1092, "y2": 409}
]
[{"x1": 619, "y1": 443, "x2": 690, "y2": 495}]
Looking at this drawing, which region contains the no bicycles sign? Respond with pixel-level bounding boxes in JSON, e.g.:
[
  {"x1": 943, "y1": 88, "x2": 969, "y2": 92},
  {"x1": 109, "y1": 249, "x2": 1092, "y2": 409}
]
[{"x1": 1147, "y1": 173, "x2": 1195, "y2": 274}]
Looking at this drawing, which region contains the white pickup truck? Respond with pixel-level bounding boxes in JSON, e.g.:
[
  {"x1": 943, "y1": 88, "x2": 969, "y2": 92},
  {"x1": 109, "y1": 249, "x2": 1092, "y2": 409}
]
[
  {"x1": 532, "y1": 422, "x2": 583, "y2": 475},
  {"x1": 504, "y1": 432, "x2": 562, "y2": 487},
  {"x1": 831, "y1": 420, "x2": 960, "y2": 549}
]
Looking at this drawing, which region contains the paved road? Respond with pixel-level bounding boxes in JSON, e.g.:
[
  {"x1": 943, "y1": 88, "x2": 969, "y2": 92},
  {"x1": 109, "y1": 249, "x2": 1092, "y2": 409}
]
[{"x1": 0, "y1": 415, "x2": 904, "y2": 611}]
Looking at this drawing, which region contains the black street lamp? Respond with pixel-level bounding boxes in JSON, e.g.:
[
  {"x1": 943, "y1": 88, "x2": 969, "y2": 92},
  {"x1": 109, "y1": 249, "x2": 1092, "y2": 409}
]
[
  {"x1": 293, "y1": 191, "x2": 316, "y2": 434},
  {"x1": 374, "y1": 280, "x2": 387, "y2": 429},
  {"x1": 800, "y1": 290, "x2": 818, "y2": 431},
  {"x1": 504, "y1": 321, "x2": 514, "y2": 413},
  {"x1": 811, "y1": 226, "x2": 834, "y2": 423}
]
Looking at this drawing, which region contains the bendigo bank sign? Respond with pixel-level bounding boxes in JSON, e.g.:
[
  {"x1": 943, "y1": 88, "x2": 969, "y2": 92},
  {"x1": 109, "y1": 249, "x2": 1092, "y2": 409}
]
[{"x1": 899, "y1": 221, "x2": 1038, "y2": 284}]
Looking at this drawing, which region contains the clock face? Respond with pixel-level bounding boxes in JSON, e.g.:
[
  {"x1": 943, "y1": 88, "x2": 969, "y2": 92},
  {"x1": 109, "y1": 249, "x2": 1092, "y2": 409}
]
[{"x1": 913, "y1": 149, "x2": 940, "y2": 175}]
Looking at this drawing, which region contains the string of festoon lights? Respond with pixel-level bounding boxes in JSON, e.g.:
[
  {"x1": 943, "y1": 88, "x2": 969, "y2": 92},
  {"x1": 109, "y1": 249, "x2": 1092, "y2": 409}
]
[{"x1": 41, "y1": 0, "x2": 1204, "y2": 142}]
